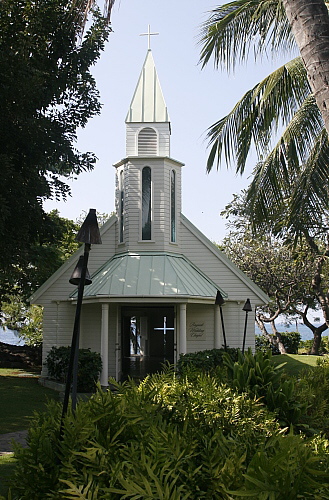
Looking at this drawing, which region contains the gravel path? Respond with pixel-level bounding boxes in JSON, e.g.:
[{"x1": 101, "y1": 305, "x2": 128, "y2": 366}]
[{"x1": 0, "y1": 430, "x2": 28, "y2": 455}]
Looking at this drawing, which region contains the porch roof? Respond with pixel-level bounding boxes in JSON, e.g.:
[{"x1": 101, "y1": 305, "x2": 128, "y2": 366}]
[{"x1": 70, "y1": 252, "x2": 227, "y2": 300}]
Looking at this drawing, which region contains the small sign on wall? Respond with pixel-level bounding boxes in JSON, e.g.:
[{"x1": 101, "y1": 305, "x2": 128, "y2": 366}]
[{"x1": 188, "y1": 321, "x2": 205, "y2": 340}]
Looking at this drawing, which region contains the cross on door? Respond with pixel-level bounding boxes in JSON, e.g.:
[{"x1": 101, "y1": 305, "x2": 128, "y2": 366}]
[{"x1": 154, "y1": 316, "x2": 174, "y2": 359}]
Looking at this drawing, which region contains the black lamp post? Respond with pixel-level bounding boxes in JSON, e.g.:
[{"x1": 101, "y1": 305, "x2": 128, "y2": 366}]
[
  {"x1": 215, "y1": 290, "x2": 227, "y2": 351},
  {"x1": 60, "y1": 209, "x2": 102, "y2": 430},
  {"x1": 242, "y1": 298, "x2": 252, "y2": 353}
]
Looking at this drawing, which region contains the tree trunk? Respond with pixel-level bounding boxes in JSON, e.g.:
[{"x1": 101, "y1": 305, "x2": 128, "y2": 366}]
[
  {"x1": 302, "y1": 307, "x2": 328, "y2": 354},
  {"x1": 256, "y1": 316, "x2": 270, "y2": 336},
  {"x1": 282, "y1": 0, "x2": 329, "y2": 134},
  {"x1": 270, "y1": 321, "x2": 287, "y2": 354},
  {"x1": 310, "y1": 327, "x2": 323, "y2": 354}
]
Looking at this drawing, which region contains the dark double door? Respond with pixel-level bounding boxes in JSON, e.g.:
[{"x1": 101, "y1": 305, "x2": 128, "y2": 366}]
[{"x1": 121, "y1": 306, "x2": 175, "y2": 380}]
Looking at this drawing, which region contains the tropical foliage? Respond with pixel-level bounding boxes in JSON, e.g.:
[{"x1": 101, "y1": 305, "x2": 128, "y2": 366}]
[
  {"x1": 256, "y1": 331, "x2": 301, "y2": 354},
  {"x1": 8, "y1": 360, "x2": 329, "y2": 499}
]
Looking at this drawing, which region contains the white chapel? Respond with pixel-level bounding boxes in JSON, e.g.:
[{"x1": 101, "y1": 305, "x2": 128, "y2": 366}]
[{"x1": 31, "y1": 47, "x2": 269, "y2": 384}]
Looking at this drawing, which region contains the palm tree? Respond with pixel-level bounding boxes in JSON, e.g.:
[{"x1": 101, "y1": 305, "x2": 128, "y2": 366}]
[
  {"x1": 282, "y1": 0, "x2": 329, "y2": 135},
  {"x1": 72, "y1": 0, "x2": 115, "y2": 30},
  {"x1": 199, "y1": 0, "x2": 329, "y2": 239}
]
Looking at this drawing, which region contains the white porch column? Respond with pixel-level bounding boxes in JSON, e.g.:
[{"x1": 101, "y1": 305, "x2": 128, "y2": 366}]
[
  {"x1": 100, "y1": 303, "x2": 109, "y2": 387},
  {"x1": 179, "y1": 303, "x2": 187, "y2": 354},
  {"x1": 214, "y1": 305, "x2": 221, "y2": 349},
  {"x1": 115, "y1": 305, "x2": 120, "y2": 381}
]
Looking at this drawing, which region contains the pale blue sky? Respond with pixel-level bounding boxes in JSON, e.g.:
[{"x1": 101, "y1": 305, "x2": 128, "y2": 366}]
[{"x1": 44, "y1": 1, "x2": 289, "y2": 242}]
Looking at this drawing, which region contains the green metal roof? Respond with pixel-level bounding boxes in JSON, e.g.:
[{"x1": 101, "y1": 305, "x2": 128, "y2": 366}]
[{"x1": 71, "y1": 252, "x2": 227, "y2": 300}]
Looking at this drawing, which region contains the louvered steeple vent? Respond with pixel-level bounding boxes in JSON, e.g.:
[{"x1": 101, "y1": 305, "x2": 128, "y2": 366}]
[{"x1": 138, "y1": 127, "x2": 158, "y2": 155}]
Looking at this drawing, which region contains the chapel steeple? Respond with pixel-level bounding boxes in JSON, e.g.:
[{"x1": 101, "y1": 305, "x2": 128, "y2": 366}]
[{"x1": 114, "y1": 39, "x2": 183, "y2": 253}]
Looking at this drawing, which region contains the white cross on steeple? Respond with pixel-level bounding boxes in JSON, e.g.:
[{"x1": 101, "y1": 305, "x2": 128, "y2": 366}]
[{"x1": 140, "y1": 24, "x2": 159, "y2": 50}]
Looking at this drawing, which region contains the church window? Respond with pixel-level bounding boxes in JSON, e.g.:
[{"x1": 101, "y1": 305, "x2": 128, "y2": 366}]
[
  {"x1": 170, "y1": 170, "x2": 176, "y2": 242},
  {"x1": 119, "y1": 170, "x2": 124, "y2": 242},
  {"x1": 142, "y1": 166, "x2": 152, "y2": 240},
  {"x1": 138, "y1": 127, "x2": 157, "y2": 155}
]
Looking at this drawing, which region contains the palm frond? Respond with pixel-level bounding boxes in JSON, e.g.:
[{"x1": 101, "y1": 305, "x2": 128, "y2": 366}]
[
  {"x1": 199, "y1": 0, "x2": 295, "y2": 71},
  {"x1": 206, "y1": 57, "x2": 311, "y2": 173},
  {"x1": 69, "y1": 0, "x2": 115, "y2": 30},
  {"x1": 245, "y1": 103, "x2": 327, "y2": 237},
  {"x1": 73, "y1": 0, "x2": 115, "y2": 19},
  {"x1": 288, "y1": 129, "x2": 329, "y2": 234}
]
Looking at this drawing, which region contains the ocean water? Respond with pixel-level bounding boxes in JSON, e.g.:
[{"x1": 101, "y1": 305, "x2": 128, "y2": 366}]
[
  {"x1": 0, "y1": 326, "x2": 25, "y2": 345},
  {"x1": 255, "y1": 322, "x2": 326, "y2": 341},
  {"x1": 0, "y1": 322, "x2": 324, "y2": 346}
]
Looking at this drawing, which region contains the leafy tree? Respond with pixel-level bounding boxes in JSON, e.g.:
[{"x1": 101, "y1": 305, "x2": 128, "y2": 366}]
[
  {"x1": 1, "y1": 210, "x2": 80, "y2": 304},
  {"x1": 0, "y1": 0, "x2": 112, "y2": 304},
  {"x1": 2, "y1": 296, "x2": 43, "y2": 346},
  {"x1": 1, "y1": 210, "x2": 80, "y2": 345},
  {"x1": 0, "y1": 209, "x2": 112, "y2": 345},
  {"x1": 221, "y1": 192, "x2": 329, "y2": 353}
]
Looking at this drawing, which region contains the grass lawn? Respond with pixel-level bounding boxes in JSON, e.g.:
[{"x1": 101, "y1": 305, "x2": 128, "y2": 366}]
[
  {"x1": 271, "y1": 353, "x2": 323, "y2": 377},
  {"x1": 0, "y1": 454, "x2": 17, "y2": 498},
  {"x1": 0, "y1": 369, "x2": 59, "y2": 498},
  {"x1": 0, "y1": 368, "x2": 59, "y2": 434}
]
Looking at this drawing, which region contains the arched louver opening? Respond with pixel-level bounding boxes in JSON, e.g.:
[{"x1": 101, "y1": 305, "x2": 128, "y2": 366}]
[{"x1": 138, "y1": 127, "x2": 157, "y2": 156}]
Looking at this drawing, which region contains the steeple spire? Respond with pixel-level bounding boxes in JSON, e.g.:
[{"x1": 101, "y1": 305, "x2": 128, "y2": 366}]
[{"x1": 126, "y1": 49, "x2": 169, "y2": 123}]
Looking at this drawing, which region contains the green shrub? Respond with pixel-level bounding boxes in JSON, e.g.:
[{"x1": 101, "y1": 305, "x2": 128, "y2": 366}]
[
  {"x1": 10, "y1": 372, "x2": 277, "y2": 499},
  {"x1": 222, "y1": 348, "x2": 284, "y2": 396},
  {"x1": 45, "y1": 346, "x2": 102, "y2": 392},
  {"x1": 10, "y1": 370, "x2": 329, "y2": 499},
  {"x1": 177, "y1": 347, "x2": 239, "y2": 375},
  {"x1": 256, "y1": 332, "x2": 301, "y2": 355},
  {"x1": 231, "y1": 432, "x2": 329, "y2": 499},
  {"x1": 280, "y1": 331, "x2": 301, "y2": 353},
  {"x1": 294, "y1": 358, "x2": 329, "y2": 437},
  {"x1": 222, "y1": 348, "x2": 307, "y2": 427},
  {"x1": 255, "y1": 335, "x2": 280, "y2": 355}
]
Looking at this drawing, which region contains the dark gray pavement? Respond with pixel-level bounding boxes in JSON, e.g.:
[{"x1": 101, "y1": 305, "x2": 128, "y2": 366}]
[{"x1": 0, "y1": 430, "x2": 28, "y2": 455}]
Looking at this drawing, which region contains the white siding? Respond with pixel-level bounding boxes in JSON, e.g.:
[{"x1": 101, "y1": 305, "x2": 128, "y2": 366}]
[
  {"x1": 80, "y1": 304, "x2": 101, "y2": 353},
  {"x1": 41, "y1": 301, "x2": 75, "y2": 376},
  {"x1": 180, "y1": 221, "x2": 262, "y2": 304}
]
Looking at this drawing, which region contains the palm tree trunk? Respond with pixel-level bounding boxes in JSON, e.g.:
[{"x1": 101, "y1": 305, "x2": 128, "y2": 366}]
[{"x1": 282, "y1": 0, "x2": 329, "y2": 134}]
